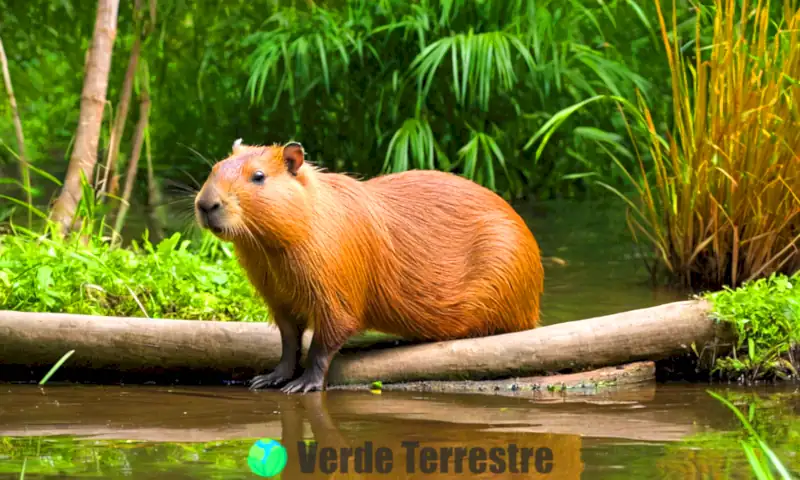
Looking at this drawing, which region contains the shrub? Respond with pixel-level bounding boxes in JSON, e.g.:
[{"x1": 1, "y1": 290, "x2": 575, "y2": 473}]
[{"x1": 704, "y1": 271, "x2": 800, "y2": 382}]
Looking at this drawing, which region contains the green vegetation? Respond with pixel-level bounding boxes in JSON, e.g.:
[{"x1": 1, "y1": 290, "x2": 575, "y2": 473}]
[
  {"x1": 0, "y1": 226, "x2": 265, "y2": 321},
  {"x1": 660, "y1": 390, "x2": 800, "y2": 479},
  {"x1": 0, "y1": 0, "x2": 795, "y2": 291},
  {"x1": 703, "y1": 272, "x2": 800, "y2": 382},
  {"x1": 707, "y1": 390, "x2": 794, "y2": 480},
  {"x1": 242, "y1": 0, "x2": 661, "y2": 199},
  {"x1": 0, "y1": 0, "x2": 667, "y2": 204},
  {"x1": 0, "y1": 0, "x2": 796, "y2": 386},
  {"x1": 595, "y1": 0, "x2": 800, "y2": 290}
]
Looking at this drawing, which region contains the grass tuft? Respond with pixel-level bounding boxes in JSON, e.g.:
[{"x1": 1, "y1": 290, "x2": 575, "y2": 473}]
[
  {"x1": 599, "y1": 0, "x2": 800, "y2": 290},
  {"x1": 38, "y1": 350, "x2": 75, "y2": 386}
]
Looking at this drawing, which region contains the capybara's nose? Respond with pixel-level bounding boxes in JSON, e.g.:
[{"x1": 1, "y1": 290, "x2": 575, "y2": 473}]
[
  {"x1": 195, "y1": 191, "x2": 224, "y2": 231},
  {"x1": 197, "y1": 198, "x2": 221, "y2": 215}
]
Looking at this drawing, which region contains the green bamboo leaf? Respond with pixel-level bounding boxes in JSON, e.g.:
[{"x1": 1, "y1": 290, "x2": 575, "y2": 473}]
[{"x1": 523, "y1": 95, "x2": 605, "y2": 159}]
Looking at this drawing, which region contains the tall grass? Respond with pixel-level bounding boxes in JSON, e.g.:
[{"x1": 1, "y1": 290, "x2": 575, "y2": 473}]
[{"x1": 601, "y1": 0, "x2": 799, "y2": 289}]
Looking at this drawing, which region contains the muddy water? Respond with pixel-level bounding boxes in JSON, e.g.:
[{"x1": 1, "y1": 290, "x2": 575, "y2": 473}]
[
  {"x1": 520, "y1": 199, "x2": 687, "y2": 325},
  {"x1": 1, "y1": 383, "x2": 798, "y2": 478}
]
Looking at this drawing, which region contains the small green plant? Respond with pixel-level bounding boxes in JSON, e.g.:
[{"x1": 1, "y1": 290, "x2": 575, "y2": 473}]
[
  {"x1": 661, "y1": 390, "x2": 799, "y2": 478},
  {"x1": 704, "y1": 272, "x2": 800, "y2": 382},
  {"x1": 707, "y1": 391, "x2": 794, "y2": 480},
  {"x1": 38, "y1": 350, "x2": 75, "y2": 385}
]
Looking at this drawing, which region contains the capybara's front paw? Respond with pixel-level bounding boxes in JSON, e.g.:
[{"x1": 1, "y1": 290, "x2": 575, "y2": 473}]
[
  {"x1": 249, "y1": 368, "x2": 294, "y2": 390},
  {"x1": 280, "y1": 371, "x2": 324, "y2": 394}
]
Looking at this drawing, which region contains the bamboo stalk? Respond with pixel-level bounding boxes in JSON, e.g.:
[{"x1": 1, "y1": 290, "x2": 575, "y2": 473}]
[
  {"x1": 144, "y1": 120, "x2": 165, "y2": 241},
  {"x1": 49, "y1": 0, "x2": 121, "y2": 234},
  {"x1": 113, "y1": 65, "x2": 150, "y2": 237}
]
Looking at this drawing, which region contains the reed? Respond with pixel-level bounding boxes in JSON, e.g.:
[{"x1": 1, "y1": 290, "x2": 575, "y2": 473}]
[{"x1": 604, "y1": 0, "x2": 799, "y2": 289}]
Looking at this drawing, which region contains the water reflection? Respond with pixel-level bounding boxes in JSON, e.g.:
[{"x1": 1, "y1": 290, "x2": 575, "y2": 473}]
[
  {"x1": 269, "y1": 394, "x2": 584, "y2": 479},
  {"x1": 2, "y1": 384, "x2": 797, "y2": 478}
]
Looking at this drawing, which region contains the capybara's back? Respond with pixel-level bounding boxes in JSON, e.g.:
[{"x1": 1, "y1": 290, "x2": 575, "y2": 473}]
[{"x1": 363, "y1": 169, "x2": 543, "y2": 341}]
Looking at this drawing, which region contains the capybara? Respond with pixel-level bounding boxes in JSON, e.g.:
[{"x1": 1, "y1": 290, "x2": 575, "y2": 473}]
[{"x1": 195, "y1": 140, "x2": 543, "y2": 393}]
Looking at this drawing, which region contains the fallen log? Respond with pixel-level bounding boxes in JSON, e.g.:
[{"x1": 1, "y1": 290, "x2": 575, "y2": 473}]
[
  {"x1": 0, "y1": 299, "x2": 730, "y2": 386},
  {"x1": 332, "y1": 361, "x2": 656, "y2": 396}
]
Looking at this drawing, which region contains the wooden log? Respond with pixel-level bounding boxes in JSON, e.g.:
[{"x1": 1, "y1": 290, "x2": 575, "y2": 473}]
[
  {"x1": 0, "y1": 299, "x2": 729, "y2": 386},
  {"x1": 329, "y1": 300, "x2": 725, "y2": 385},
  {"x1": 332, "y1": 361, "x2": 656, "y2": 396}
]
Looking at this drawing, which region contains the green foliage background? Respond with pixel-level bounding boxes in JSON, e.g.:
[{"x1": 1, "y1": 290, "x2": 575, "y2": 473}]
[{"x1": 0, "y1": 0, "x2": 687, "y2": 206}]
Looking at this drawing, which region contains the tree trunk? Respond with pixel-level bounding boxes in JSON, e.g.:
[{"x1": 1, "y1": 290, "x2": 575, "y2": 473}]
[
  {"x1": 49, "y1": 0, "x2": 120, "y2": 234},
  {"x1": 0, "y1": 36, "x2": 32, "y2": 227},
  {"x1": 143, "y1": 0, "x2": 162, "y2": 241},
  {"x1": 0, "y1": 300, "x2": 732, "y2": 386},
  {"x1": 113, "y1": 74, "x2": 150, "y2": 238}
]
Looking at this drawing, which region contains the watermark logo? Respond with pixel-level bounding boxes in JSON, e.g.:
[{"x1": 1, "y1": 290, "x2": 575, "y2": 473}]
[
  {"x1": 296, "y1": 441, "x2": 556, "y2": 475},
  {"x1": 247, "y1": 438, "x2": 287, "y2": 478}
]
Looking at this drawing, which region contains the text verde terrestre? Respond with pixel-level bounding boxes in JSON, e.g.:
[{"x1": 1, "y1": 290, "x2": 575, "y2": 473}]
[{"x1": 296, "y1": 440, "x2": 555, "y2": 474}]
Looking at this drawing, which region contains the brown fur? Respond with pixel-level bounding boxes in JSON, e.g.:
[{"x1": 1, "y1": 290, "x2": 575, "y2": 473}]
[{"x1": 195, "y1": 142, "x2": 544, "y2": 392}]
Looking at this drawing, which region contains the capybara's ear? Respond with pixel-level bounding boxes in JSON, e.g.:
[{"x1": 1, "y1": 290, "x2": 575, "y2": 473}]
[
  {"x1": 232, "y1": 138, "x2": 244, "y2": 154},
  {"x1": 283, "y1": 141, "x2": 304, "y2": 176}
]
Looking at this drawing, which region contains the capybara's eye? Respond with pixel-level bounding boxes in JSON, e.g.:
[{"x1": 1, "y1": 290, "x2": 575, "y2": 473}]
[{"x1": 251, "y1": 171, "x2": 266, "y2": 184}]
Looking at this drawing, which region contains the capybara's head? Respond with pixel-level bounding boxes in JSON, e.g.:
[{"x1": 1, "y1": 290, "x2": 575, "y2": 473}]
[{"x1": 194, "y1": 140, "x2": 312, "y2": 245}]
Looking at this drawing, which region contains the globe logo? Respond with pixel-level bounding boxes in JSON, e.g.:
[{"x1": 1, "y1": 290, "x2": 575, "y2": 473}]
[{"x1": 247, "y1": 438, "x2": 287, "y2": 477}]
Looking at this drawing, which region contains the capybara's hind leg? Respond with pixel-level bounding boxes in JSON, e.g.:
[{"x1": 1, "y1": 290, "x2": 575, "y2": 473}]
[{"x1": 250, "y1": 310, "x2": 305, "y2": 390}]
